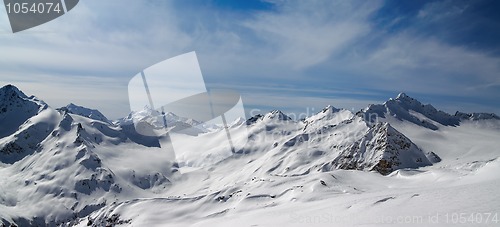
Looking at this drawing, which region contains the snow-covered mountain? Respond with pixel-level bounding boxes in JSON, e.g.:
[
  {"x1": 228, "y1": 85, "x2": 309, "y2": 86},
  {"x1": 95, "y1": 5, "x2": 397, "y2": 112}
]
[
  {"x1": 360, "y1": 93, "x2": 460, "y2": 130},
  {"x1": 241, "y1": 107, "x2": 437, "y2": 176},
  {"x1": 1, "y1": 85, "x2": 499, "y2": 227},
  {"x1": 455, "y1": 111, "x2": 500, "y2": 121},
  {"x1": 333, "y1": 122, "x2": 440, "y2": 175},
  {"x1": 58, "y1": 103, "x2": 111, "y2": 124},
  {"x1": 0, "y1": 85, "x2": 48, "y2": 139}
]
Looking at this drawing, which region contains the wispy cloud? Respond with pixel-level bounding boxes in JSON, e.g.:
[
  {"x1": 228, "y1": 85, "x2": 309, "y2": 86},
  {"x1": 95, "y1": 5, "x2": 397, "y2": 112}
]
[
  {"x1": 240, "y1": 0, "x2": 382, "y2": 70},
  {"x1": 1, "y1": 0, "x2": 499, "y2": 119}
]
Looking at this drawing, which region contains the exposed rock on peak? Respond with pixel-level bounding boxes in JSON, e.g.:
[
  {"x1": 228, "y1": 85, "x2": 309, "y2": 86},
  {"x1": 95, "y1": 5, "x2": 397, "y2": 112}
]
[
  {"x1": 334, "y1": 122, "x2": 439, "y2": 175},
  {"x1": 0, "y1": 84, "x2": 48, "y2": 139},
  {"x1": 359, "y1": 93, "x2": 459, "y2": 130}
]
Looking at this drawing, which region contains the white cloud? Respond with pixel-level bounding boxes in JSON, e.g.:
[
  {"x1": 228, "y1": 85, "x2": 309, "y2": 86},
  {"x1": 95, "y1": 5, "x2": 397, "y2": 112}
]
[
  {"x1": 241, "y1": 0, "x2": 382, "y2": 70},
  {"x1": 339, "y1": 32, "x2": 500, "y2": 97},
  {"x1": 417, "y1": 0, "x2": 468, "y2": 21},
  {"x1": 0, "y1": 0, "x2": 193, "y2": 74},
  {"x1": 1, "y1": 0, "x2": 499, "y2": 119}
]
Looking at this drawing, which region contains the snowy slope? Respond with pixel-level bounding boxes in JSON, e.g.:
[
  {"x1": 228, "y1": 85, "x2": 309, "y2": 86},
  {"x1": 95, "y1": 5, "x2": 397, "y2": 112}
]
[
  {"x1": 0, "y1": 85, "x2": 499, "y2": 227},
  {"x1": 76, "y1": 101, "x2": 500, "y2": 227},
  {"x1": 0, "y1": 111, "x2": 180, "y2": 226},
  {"x1": 77, "y1": 117, "x2": 500, "y2": 226},
  {"x1": 75, "y1": 93, "x2": 500, "y2": 227},
  {"x1": 0, "y1": 85, "x2": 180, "y2": 225}
]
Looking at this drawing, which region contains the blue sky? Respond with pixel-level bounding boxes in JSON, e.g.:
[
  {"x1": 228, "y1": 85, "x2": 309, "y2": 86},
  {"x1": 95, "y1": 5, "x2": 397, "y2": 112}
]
[{"x1": 1, "y1": 0, "x2": 499, "y2": 119}]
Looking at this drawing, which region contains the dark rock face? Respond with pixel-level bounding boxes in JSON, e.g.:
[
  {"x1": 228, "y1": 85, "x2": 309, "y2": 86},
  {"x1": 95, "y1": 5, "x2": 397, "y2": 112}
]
[
  {"x1": 334, "y1": 122, "x2": 439, "y2": 175},
  {"x1": 0, "y1": 84, "x2": 47, "y2": 139}
]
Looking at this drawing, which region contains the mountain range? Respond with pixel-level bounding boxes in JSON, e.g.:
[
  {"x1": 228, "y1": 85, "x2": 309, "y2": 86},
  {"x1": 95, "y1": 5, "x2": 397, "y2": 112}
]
[{"x1": 1, "y1": 84, "x2": 499, "y2": 227}]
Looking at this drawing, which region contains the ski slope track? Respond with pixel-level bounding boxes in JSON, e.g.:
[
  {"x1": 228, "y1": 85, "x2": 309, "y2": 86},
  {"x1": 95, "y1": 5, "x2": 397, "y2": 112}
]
[{"x1": 0, "y1": 85, "x2": 499, "y2": 226}]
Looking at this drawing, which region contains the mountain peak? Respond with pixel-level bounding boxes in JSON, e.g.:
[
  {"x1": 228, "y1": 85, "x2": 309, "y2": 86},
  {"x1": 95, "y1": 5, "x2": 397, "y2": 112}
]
[
  {"x1": 66, "y1": 103, "x2": 78, "y2": 108},
  {"x1": 334, "y1": 122, "x2": 438, "y2": 175},
  {"x1": 392, "y1": 92, "x2": 420, "y2": 105},
  {"x1": 395, "y1": 92, "x2": 410, "y2": 100},
  {"x1": 245, "y1": 110, "x2": 292, "y2": 125},
  {"x1": 246, "y1": 114, "x2": 264, "y2": 125},
  {"x1": 361, "y1": 93, "x2": 459, "y2": 130},
  {"x1": 265, "y1": 110, "x2": 291, "y2": 121},
  {"x1": 0, "y1": 84, "x2": 28, "y2": 100},
  {"x1": 321, "y1": 105, "x2": 340, "y2": 114},
  {"x1": 0, "y1": 84, "x2": 48, "y2": 139},
  {"x1": 2, "y1": 84, "x2": 17, "y2": 90},
  {"x1": 59, "y1": 103, "x2": 110, "y2": 123},
  {"x1": 303, "y1": 104, "x2": 352, "y2": 128}
]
